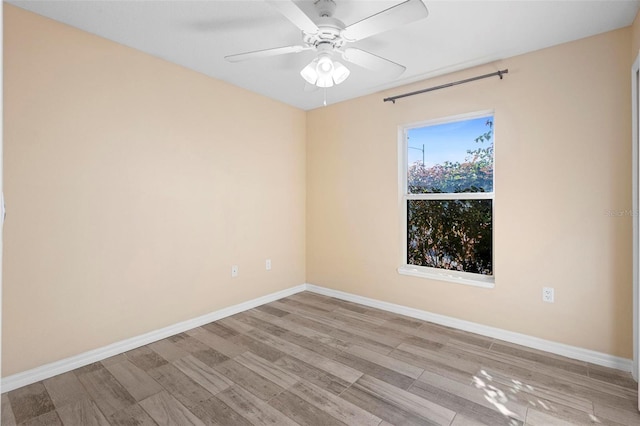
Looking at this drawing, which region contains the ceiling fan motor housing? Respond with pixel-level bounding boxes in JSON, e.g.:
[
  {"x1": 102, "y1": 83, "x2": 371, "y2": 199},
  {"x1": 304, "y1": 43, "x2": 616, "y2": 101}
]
[
  {"x1": 303, "y1": 16, "x2": 346, "y2": 49},
  {"x1": 315, "y1": 0, "x2": 337, "y2": 17}
]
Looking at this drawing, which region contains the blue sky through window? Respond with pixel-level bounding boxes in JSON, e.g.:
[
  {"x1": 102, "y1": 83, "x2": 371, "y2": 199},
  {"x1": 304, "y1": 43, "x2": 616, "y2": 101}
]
[{"x1": 408, "y1": 116, "x2": 493, "y2": 167}]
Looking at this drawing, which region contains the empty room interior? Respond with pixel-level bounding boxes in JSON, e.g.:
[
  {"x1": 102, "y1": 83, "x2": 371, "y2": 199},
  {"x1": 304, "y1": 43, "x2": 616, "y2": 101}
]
[{"x1": 3, "y1": 0, "x2": 640, "y2": 425}]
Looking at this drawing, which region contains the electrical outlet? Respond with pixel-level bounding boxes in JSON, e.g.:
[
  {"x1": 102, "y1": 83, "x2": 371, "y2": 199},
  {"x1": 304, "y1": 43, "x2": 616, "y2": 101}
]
[
  {"x1": 231, "y1": 265, "x2": 239, "y2": 278},
  {"x1": 542, "y1": 287, "x2": 554, "y2": 303},
  {"x1": 266, "y1": 259, "x2": 272, "y2": 271}
]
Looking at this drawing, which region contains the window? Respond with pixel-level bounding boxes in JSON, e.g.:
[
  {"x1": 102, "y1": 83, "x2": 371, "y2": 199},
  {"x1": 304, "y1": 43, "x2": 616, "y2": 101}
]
[{"x1": 398, "y1": 111, "x2": 495, "y2": 288}]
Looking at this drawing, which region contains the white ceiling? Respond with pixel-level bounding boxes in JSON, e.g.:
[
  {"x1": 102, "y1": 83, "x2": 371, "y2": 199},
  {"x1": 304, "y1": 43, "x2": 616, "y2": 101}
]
[{"x1": 7, "y1": 0, "x2": 640, "y2": 110}]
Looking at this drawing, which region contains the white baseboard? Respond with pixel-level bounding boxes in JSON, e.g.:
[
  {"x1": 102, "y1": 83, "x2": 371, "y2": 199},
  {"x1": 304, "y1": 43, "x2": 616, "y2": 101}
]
[
  {"x1": 3, "y1": 282, "x2": 633, "y2": 393},
  {"x1": 1, "y1": 284, "x2": 306, "y2": 393},
  {"x1": 305, "y1": 284, "x2": 634, "y2": 373}
]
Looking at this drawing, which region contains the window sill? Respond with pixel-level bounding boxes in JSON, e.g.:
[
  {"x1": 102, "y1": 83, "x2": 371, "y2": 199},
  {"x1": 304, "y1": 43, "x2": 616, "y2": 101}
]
[{"x1": 397, "y1": 265, "x2": 495, "y2": 289}]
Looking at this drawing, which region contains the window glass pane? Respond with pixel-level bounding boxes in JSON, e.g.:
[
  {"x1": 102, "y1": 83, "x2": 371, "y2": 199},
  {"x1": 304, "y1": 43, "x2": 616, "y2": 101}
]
[
  {"x1": 408, "y1": 116, "x2": 493, "y2": 194},
  {"x1": 407, "y1": 199, "x2": 493, "y2": 275}
]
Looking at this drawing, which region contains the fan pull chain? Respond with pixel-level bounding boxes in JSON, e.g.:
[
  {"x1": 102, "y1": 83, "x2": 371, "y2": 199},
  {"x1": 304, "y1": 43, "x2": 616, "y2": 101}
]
[{"x1": 323, "y1": 88, "x2": 327, "y2": 106}]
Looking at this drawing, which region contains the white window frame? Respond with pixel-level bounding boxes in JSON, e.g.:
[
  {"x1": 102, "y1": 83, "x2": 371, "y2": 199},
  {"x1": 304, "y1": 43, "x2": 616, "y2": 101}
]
[{"x1": 397, "y1": 110, "x2": 495, "y2": 289}]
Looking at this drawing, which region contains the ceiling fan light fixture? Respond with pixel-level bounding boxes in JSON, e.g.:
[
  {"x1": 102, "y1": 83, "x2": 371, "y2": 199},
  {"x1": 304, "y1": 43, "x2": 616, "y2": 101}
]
[
  {"x1": 301, "y1": 54, "x2": 350, "y2": 88},
  {"x1": 300, "y1": 59, "x2": 319, "y2": 84},
  {"x1": 332, "y1": 61, "x2": 350, "y2": 85},
  {"x1": 317, "y1": 55, "x2": 334, "y2": 75},
  {"x1": 316, "y1": 74, "x2": 334, "y2": 88}
]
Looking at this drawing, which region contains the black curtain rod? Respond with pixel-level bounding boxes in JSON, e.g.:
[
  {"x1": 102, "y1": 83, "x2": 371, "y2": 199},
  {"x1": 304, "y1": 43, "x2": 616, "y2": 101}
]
[{"x1": 383, "y1": 69, "x2": 509, "y2": 104}]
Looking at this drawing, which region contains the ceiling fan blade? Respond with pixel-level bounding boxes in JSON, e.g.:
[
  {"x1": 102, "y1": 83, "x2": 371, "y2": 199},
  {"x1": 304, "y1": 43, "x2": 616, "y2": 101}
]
[
  {"x1": 225, "y1": 45, "x2": 305, "y2": 63},
  {"x1": 342, "y1": 48, "x2": 406, "y2": 78},
  {"x1": 264, "y1": 0, "x2": 319, "y2": 34},
  {"x1": 342, "y1": 0, "x2": 428, "y2": 42}
]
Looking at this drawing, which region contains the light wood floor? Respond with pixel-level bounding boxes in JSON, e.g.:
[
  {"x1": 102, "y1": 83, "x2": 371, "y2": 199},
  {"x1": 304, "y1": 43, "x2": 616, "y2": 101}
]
[{"x1": 2, "y1": 291, "x2": 639, "y2": 425}]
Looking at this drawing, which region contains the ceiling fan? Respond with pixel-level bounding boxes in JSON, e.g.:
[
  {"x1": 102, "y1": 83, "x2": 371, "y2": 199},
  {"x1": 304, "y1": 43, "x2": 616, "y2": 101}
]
[{"x1": 224, "y1": 0, "x2": 429, "y2": 88}]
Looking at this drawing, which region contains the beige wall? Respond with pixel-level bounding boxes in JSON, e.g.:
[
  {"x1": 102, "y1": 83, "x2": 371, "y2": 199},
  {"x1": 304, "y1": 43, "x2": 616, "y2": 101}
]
[
  {"x1": 3, "y1": 4, "x2": 306, "y2": 376},
  {"x1": 307, "y1": 27, "x2": 633, "y2": 358}
]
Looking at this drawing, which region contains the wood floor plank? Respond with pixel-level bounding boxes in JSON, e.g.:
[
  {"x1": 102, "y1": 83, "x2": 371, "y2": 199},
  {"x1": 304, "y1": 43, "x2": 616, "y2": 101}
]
[
  {"x1": 421, "y1": 323, "x2": 494, "y2": 349},
  {"x1": 450, "y1": 414, "x2": 493, "y2": 426},
  {"x1": 216, "y1": 385, "x2": 299, "y2": 426},
  {"x1": 285, "y1": 293, "x2": 339, "y2": 312},
  {"x1": 245, "y1": 308, "x2": 350, "y2": 352},
  {"x1": 105, "y1": 359, "x2": 163, "y2": 402},
  {"x1": 588, "y1": 363, "x2": 637, "y2": 390},
  {"x1": 100, "y1": 354, "x2": 129, "y2": 367},
  {"x1": 232, "y1": 312, "x2": 290, "y2": 337},
  {"x1": 1, "y1": 393, "x2": 17, "y2": 426},
  {"x1": 344, "y1": 374, "x2": 456, "y2": 426},
  {"x1": 277, "y1": 328, "x2": 345, "y2": 359},
  {"x1": 212, "y1": 359, "x2": 286, "y2": 402},
  {"x1": 217, "y1": 316, "x2": 257, "y2": 334},
  {"x1": 340, "y1": 378, "x2": 442, "y2": 426},
  {"x1": 268, "y1": 300, "x2": 335, "y2": 318},
  {"x1": 20, "y1": 410, "x2": 63, "y2": 426},
  {"x1": 147, "y1": 363, "x2": 213, "y2": 410},
  {"x1": 192, "y1": 347, "x2": 231, "y2": 368},
  {"x1": 168, "y1": 333, "x2": 213, "y2": 354},
  {"x1": 288, "y1": 380, "x2": 382, "y2": 426},
  {"x1": 490, "y1": 341, "x2": 589, "y2": 377},
  {"x1": 459, "y1": 347, "x2": 637, "y2": 412},
  {"x1": 277, "y1": 298, "x2": 342, "y2": 317},
  {"x1": 203, "y1": 322, "x2": 240, "y2": 339},
  {"x1": 139, "y1": 390, "x2": 205, "y2": 426},
  {"x1": 384, "y1": 316, "x2": 425, "y2": 329},
  {"x1": 173, "y1": 355, "x2": 234, "y2": 396},
  {"x1": 333, "y1": 349, "x2": 416, "y2": 390},
  {"x1": 485, "y1": 366, "x2": 636, "y2": 417},
  {"x1": 593, "y1": 402, "x2": 640, "y2": 425},
  {"x1": 246, "y1": 328, "x2": 363, "y2": 383},
  {"x1": 295, "y1": 309, "x2": 404, "y2": 349},
  {"x1": 229, "y1": 333, "x2": 287, "y2": 362},
  {"x1": 277, "y1": 312, "x2": 336, "y2": 335},
  {"x1": 108, "y1": 403, "x2": 157, "y2": 426},
  {"x1": 148, "y1": 338, "x2": 190, "y2": 362},
  {"x1": 7, "y1": 381, "x2": 56, "y2": 424},
  {"x1": 476, "y1": 368, "x2": 593, "y2": 414},
  {"x1": 191, "y1": 396, "x2": 253, "y2": 426},
  {"x1": 284, "y1": 312, "x2": 395, "y2": 355},
  {"x1": 76, "y1": 368, "x2": 136, "y2": 417},
  {"x1": 345, "y1": 344, "x2": 424, "y2": 379},
  {"x1": 56, "y1": 398, "x2": 111, "y2": 426},
  {"x1": 370, "y1": 319, "x2": 454, "y2": 349},
  {"x1": 333, "y1": 307, "x2": 388, "y2": 326},
  {"x1": 305, "y1": 295, "x2": 370, "y2": 314},
  {"x1": 274, "y1": 355, "x2": 351, "y2": 396},
  {"x1": 410, "y1": 370, "x2": 525, "y2": 425},
  {"x1": 518, "y1": 401, "x2": 600, "y2": 426},
  {"x1": 43, "y1": 371, "x2": 88, "y2": 409},
  {"x1": 254, "y1": 304, "x2": 290, "y2": 318},
  {"x1": 524, "y1": 408, "x2": 578, "y2": 426},
  {"x1": 73, "y1": 362, "x2": 104, "y2": 376},
  {"x1": 126, "y1": 346, "x2": 169, "y2": 371},
  {"x1": 233, "y1": 352, "x2": 300, "y2": 390},
  {"x1": 268, "y1": 390, "x2": 348, "y2": 426},
  {"x1": 193, "y1": 328, "x2": 246, "y2": 358}
]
